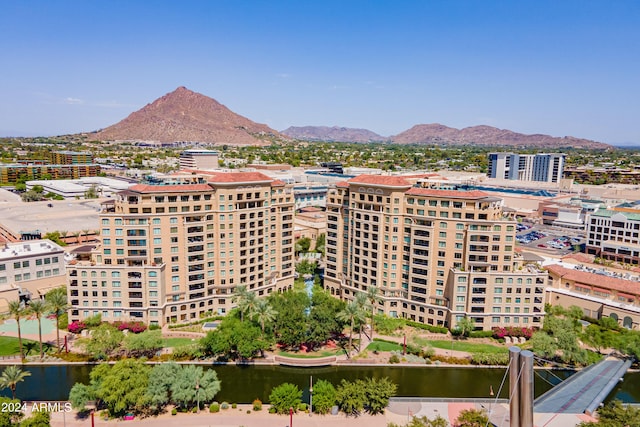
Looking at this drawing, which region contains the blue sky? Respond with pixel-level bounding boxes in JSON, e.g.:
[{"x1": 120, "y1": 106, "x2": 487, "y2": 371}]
[{"x1": 1, "y1": 1, "x2": 639, "y2": 145}]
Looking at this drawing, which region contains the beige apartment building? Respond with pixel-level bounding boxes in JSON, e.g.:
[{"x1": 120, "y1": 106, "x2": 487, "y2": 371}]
[
  {"x1": 324, "y1": 175, "x2": 546, "y2": 331},
  {"x1": 67, "y1": 172, "x2": 295, "y2": 326},
  {"x1": 546, "y1": 264, "x2": 640, "y2": 330}
]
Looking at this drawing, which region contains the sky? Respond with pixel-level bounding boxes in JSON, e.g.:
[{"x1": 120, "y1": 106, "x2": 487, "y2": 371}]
[{"x1": 1, "y1": 1, "x2": 639, "y2": 145}]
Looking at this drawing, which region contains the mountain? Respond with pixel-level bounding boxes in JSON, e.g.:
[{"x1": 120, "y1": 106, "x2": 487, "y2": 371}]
[
  {"x1": 391, "y1": 124, "x2": 611, "y2": 149},
  {"x1": 92, "y1": 87, "x2": 280, "y2": 145},
  {"x1": 281, "y1": 126, "x2": 386, "y2": 143}
]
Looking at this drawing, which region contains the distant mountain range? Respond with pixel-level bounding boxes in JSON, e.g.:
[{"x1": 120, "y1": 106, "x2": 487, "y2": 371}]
[
  {"x1": 87, "y1": 86, "x2": 611, "y2": 149},
  {"x1": 283, "y1": 124, "x2": 611, "y2": 149},
  {"x1": 92, "y1": 87, "x2": 280, "y2": 145},
  {"x1": 281, "y1": 126, "x2": 387, "y2": 143}
]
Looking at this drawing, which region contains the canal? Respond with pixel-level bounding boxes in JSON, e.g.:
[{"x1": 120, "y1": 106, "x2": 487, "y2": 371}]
[{"x1": 2, "y1": 364, "x2": 638, "y2": 404}]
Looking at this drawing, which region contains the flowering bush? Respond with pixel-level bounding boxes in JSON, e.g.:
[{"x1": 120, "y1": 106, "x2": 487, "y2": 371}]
[
  {"x1": 492, "y1": 326, "x2": 535, "y2": 340},
  {"x1": 114, "y1": 321, "x2": 147, "y2": 333},
  {"x1": 68, "y1": 321, "x2": 86, "y2": 334}
]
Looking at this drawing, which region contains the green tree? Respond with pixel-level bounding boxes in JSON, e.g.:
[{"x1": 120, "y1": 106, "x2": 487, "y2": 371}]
[
  {"x1": 337, "y1": 300, "x2": 366, "y2": 355},
  {"x1": 19, "y1": 410, "x2": 50, "y2": 427},
  {"x1": 295, "y1": 237, "x2": 312, "y2": 255},
  {"x1": 85, "y1": 324, "x2": 124, "y2": 359},
  {"x1": 295, "y1": 259, "x2": 317, "y2": 276},
  {"x1": 454, "y1": 408, "x2": 489, "y2": 427},
  {"x1": 578, "y1": 400, "x2": 640, "y2": 427},
  {"x1": 364, "y1": 377, "x2": 397, "y2": 414},
  {"x1": 312, "y1": 379, "x2": 336, "y2": 414},
  {"x1": 307, "y1": 288, "x2": 346, "y2": 349},
  {"x1": 582, "y1": 324, "x2": 616, "y2": 353},
  {"x1": 68, "y1": 382, "x2": 96, "y2": 410},
  {"x1": 269, "y1": 290, "x2": 310, "y2": 348},
  {"x1": 27, "y1": 299, "x2": 47, "y2": 359},
  {"x1": 200, "y1": 316, "x2": 268, "y2": 360},
  {"x1": 0, "y1": 396, "x2": 23, "y2": 426},
  {"x1": 7, "y1": 301, "x2": 25, "y2": 361},
  {"x1": 366, "y1": 286, "x2": 382, "y2": 341},
  {"x1": 335, "y1": 379, "x2": 366, "y2": 416},
  {"x1": 232, "y1": 285, "x2": 257, "y2": 322},
  {"x1": 0, "y1": 366, "x2": 31, "y2": 399},
  {"x1": 530, "y1": 331, "x2": 558, "y2": 358},
  {"x1": 269, "y1": 383, "x2": 302, "y2": 414},
  {"x1": 94, "y1": 359, "x2": 151, "y2": 416},
  {"x1": 252, "y1": 298, "x2": 277, "y2": 336},
  {"x1": 146, "y1": 362, "x2": 182, "y2": 410},
  {"x1": 314, "y1": 233, "x2": 326, "y2": 256},
  {"x1": 45, "y1": 287, "x2": 68, "y2": 353},
  {"x1": 123, "y1": 330, "x2": 163, "y2": 358},
  {"x1": 454, "y1": 317, "x2": 475, "y2": 338},
  {"x1": 170, "y1": 365, "x2": 221, "y2": 410}
]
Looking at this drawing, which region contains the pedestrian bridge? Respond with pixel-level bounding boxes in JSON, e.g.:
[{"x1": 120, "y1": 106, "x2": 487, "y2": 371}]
[{"x1": 533, "y1": 356, "x2": 632, "y2": 415}]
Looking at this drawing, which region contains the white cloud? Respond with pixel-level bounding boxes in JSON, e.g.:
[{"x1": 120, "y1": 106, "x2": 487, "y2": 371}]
[{"x1": 63, "y1": 97, "x2": 84, "y2": 105}]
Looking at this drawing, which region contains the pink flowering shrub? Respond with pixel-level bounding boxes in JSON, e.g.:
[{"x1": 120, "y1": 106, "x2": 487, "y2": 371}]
[
  {"x1": 114, "y1": 321, "x2": 147, "y2": 333},
  {"x1": 68, "y1": 321, "x2": 86, "y2": 334},
  {"x1": 492, "y1": 326, "x2": 535, "y2": 340}
]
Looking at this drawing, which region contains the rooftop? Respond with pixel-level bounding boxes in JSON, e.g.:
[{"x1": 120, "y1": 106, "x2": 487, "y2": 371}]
[
  {"x1": 405, "y1": 187, "x2": 491, "y2": 199},
  {"x1": 546, "y1": 263, "x2": 640, "y2": 296},
  {"x1": 0, "y1": 239, "x2": 64, "y2": 260},
  {"x1": 348, "y1": 175, "x2": 413, "y2": 187}
]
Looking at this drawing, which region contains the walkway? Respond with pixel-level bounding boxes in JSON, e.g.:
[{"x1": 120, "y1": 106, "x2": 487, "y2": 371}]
[{"x1": 534, "y1": 356, "x2": 632, "y2": 415}]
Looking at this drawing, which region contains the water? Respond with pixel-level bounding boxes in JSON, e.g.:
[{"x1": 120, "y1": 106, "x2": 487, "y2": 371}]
[{"x1": 3, "y1": 364, "x2": 638, "y2": 404}]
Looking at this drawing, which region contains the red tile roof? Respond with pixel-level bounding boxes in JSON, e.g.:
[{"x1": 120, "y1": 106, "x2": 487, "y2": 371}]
[
  {"x1": 405, "y1": 188, "x2": 490, "y2": 199},
  {"x1": 335, "y1": 181, "x2": 350, "y2": 188},
  {"x1": 181, "y1": 169, "x2": 273, "y2": 183},
  {"x1": 270, "y1": 179, "x2": 286, "y2": 187},
  {"x1": 348, "y1": 175, "x2": 412, "y2": 187},
  {"x1": 546, "y1": 264, "x2": 640, "y2": 296},
  {"x1": 128, "y1": 184, "x2": 213, "y2": 193}
]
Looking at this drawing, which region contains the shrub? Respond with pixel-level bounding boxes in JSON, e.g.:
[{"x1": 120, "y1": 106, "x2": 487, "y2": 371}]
[
  {"x1": 209, "y1": 403, "x2": 220, "y2": 413},
  {"x1": 268, "y1": 407, "x2": 276, "y2": 414},
  {"x1": 171, "y1": 409, "x2": 177, "y2": 416},
  {"x1": 252, "y1": 399, "x2": 262, "y2": 411},
  {"x1": 404, "y1": 320, "x2": 448, "y2": 334},
  {"x1": 246, "y1": 410, "x2": 251, "y2": 414},
  {"x1": 269, "y1": 383, "x2": 302, "y2": 414},
  {"x1": 68, "y1": 320, "x2": 86, "y2": 334},
  {"x1": 192, "y1": 407, "x2": 198, "y2": 413},
  {"x1": 221, "y1": 402, "x2": 229, "y2": 410},
  {"x1": 469, "y1": 330, "x2": 494, "y2": 339},
  {"x1": 115, "y1": 321, "x2": 147, "y2": 333},
  {"x1": 83, "y1": 314, "x2": 102, "y2": 328},
  {"x1": 471, "y1": 353, "x2": 509, "y2": 366},
  {"x1": 148, "y1": 324, "x2": 161, "y2": 330},
  {"x1": 389, "y1": 354, "x2": 400, "y2": 363},
  {"x1": 311, "y1": 380, "x2": 336, "y2": 414},
  {"x1": 298, "y1": 403, "x2": 307, "y2": 412},
  {"x1": 232, "y1": 403, "x2": 238, "y2": 409}
]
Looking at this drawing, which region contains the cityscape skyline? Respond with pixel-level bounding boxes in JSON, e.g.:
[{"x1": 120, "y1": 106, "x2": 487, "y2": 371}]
[{"x1": 1, "y1": 1, "x2": 640, "y2": 145}]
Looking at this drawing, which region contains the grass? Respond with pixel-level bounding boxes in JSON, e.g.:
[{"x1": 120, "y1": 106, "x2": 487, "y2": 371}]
[
  {"x1": 0, "y1": 336, "x2": 49, "y2": 356},
  {"x1": 168, "y1": 325, "x2": 206, "y2": 333},
  {"x1": 277, "y1": 348, "x2": 344, "y2": 358},
  {"x1": 425, "y1": 339, "x2": 508, "y2": 354},
  {"x1": 367, "y1": 339, "x2": 404, "y2": 352},
  {"x1": 162, "y1": 337, "x2": 198, "y2": 348}
]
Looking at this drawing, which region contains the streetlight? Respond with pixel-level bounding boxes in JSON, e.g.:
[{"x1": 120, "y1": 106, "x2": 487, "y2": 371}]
[
  {"x1": 309, "y1": 376, "x2": 313, "y2": 417},
  {"x1": 195, "y1": 379, "x2": 200, "y2": 413}
]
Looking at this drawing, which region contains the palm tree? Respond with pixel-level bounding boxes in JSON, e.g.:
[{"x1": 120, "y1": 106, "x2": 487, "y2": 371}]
[
  {"x1": 0, "y1": 365, "x2": 31, "y2": 399},
  {"x1": 7, "y1": 300, "x2": 25, "y2": 361},
  {"x1": 27, "y1": 299, "x2": 47, "y2": 359},
  {"x1": 365, "y1": 286, "x2": 382, "y2": 341},
  {"x1": 232, "y1": 285, "x2": 257, "y2": 322},
  {"x1": 252, "y1": 299, "x2": 278, "y2": 336},
  {"x1": 354, "y1": 293, "x2": 370, "y2": 350},
  {"x1": 337, "y1": 300, "x2": 366, "y2": 355},
  {"x1": 45, "y1": 288, "x2": 68, "y2": 353}
]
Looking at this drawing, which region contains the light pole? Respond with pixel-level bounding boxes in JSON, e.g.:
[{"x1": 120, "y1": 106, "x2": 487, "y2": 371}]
[
  {"x1": 195, "y1": 379, "x2": 200, "y2": 413},
  {"x1": 309, "y1": 376, "x2": 313, "y2": 417}
]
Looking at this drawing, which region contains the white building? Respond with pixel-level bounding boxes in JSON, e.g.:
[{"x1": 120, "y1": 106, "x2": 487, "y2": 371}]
[
  {"x1": 179, "y1": 150, "x2": 220, "y2": 170},
  {"x1": 488, "y1": 153, "x2": 566, "y2": 183},
  {"x1": 0, "y1": 240, "x2": 66, "y2": 311}
]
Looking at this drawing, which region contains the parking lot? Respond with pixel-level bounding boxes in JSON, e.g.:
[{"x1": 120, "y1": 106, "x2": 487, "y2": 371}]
[{"x1": 516, "y1": 223, "x2": 585, "y2": 255}]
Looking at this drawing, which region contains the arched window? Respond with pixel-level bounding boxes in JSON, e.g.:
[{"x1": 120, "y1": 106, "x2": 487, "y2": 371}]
[
  {"x1": 623, "y1": 316, "x2": 633, "y2": 329},
  {"x1": 609, "y1": 313, "x2": 618, "y2": 322}
]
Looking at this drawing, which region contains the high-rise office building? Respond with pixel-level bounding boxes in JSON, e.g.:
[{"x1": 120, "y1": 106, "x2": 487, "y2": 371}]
[
  {"x1": 67, "y1": 172, "x2": 295, "y2": 326},
  {"x1": 324, "y1": 175, "x2": 546, "y2": 330},
  {"x1": 488, "y1": 153, "x2": 566, "y2": 183}
]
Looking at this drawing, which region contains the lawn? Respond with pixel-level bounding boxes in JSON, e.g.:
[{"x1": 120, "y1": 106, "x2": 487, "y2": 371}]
[
  {"x1": 367, "y1": 339, "x2": 403, "y2": 352},
  {"x1": 277, "y1": 348, "x2": 345, "y2": 358},
  {"x1": 162, "y1": 337, "x2": 198, "y2": 348},
  {"x1": 424, "y1": 339, "x2": 508, "y2": 354},
  {"x1": 0, "y1": 336, "x2": 47, "y2": 356}
]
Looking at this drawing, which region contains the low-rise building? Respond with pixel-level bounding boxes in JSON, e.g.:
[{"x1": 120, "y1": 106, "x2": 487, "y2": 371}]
[
  {"x1": 546, "y1": 264, "x2": 640, "y2": 330},
  {"x1": 0, "y1": 240, "x2": 66, "y2": 311}
]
